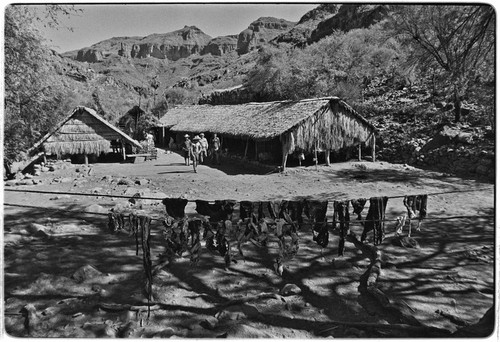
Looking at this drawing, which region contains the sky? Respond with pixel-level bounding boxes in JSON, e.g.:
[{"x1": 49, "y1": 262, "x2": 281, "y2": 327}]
[{"x1": 27, "y1": 3, "x2": 319, "y2": 53}]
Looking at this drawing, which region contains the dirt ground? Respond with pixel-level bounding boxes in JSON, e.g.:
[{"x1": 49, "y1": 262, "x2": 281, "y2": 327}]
[{"x1": 3, "y1": 149, "x2": 495, "y2": 338}]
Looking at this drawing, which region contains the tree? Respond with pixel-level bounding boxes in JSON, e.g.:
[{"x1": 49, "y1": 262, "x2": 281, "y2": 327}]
[
  {"x1": 246, "y1": 26, "x2": 402, "y2": 103},
  {"x1": 390, "y1": 5, "x2": 495, "y2": 122},
  {"x1": 4, "y1": 5, "x2": 78, "y2": 161}
]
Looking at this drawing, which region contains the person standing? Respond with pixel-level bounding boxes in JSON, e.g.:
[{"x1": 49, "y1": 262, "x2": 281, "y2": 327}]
[
  {"x1": 182, "y1": 134, "x2": 192, "y2": 166},
  {"x1": 191, "y1": 135, "x2": 202, "y2": 173},
  {"x1": 211, "y1": 133, "x2": 221, "y2": 165},
  {"x1": 199, "y1": 133, "x2": 209, "y2": 164},
  {"x1": 144, "y1": 131, "x2": 155, "y2": 151}
]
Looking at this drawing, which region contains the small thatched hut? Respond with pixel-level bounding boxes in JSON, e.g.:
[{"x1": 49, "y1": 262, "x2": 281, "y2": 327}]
[
  {"x1": 29, "y1": 106, "x2": 142, "y2": 163},
  {"x1": 158, "y1": 97, "x2": 377, "y2": 169}
]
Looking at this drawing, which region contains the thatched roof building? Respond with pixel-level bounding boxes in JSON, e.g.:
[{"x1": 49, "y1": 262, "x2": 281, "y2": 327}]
[
  {"x1": 29, "y1": 106, "x2": 141, "y2": 161},
  {"x1": 158, "y1": 97, "x2": 376, "y2": 169}
]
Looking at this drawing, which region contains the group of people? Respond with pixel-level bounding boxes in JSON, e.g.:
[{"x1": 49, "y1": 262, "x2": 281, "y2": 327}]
[{"x1": 182, "y1": 132, "x2": 221, "y2": 172}]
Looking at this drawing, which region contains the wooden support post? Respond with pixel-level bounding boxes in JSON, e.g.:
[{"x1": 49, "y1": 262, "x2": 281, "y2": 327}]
[
  {"x1": 314, "y1": 146, "x2": 318, "y2": 171},
  {"x1": 281, "y1": 141, "x2": 288, "y2": 171},
  {"x1": 372, "y1": 135, "x2": 376, "y2": 162},
  {"x1": 162, "y1": 127, "x2": 166, "y2": 146},
  {"x1": 244, "y1": 138, "x2": 249, "y2": 159},
  {"x1": 84, "y1": 154, "x2": 88, "y2": 165},
  {"x1": 358, "y1": 144, "x2": 362, "y2": 161},
  {"x1": 42, "y1": 153, "x2": 47, "y2": 164},
  {"x1": 121, "y1": 141, "x2": 126, "y2": 161},
  {"x1": 325, "y1": 149, "x2": 330, "y2": 166}
]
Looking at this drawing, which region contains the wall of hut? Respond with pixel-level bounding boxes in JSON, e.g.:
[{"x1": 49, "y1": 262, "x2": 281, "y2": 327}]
[
  {"x1": 44, "y1": 111, "x2": 115, "y2": 157},
  {"x1": 292, "y1": 104, "x2": 374, "y2": 153}
]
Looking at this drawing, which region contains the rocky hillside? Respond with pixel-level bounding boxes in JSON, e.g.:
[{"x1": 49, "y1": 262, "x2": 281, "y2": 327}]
[
  {"x1": 310, "y1": 4, "x2": 389, "y2": 42},
  {"x1": 236, "y1": 17, "x2": 296, "y2": 54},
  {"x1": 272, "y1": 4, "x2": 340, "y2": 46},
  {"x1": 49, "y1": 4, "x2": 493, "y2": 181}
]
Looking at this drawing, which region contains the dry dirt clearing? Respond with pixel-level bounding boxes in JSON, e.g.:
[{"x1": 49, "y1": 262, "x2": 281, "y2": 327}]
[{"x1": 3, "y1": 150, "x2": 495, "y2": 338}]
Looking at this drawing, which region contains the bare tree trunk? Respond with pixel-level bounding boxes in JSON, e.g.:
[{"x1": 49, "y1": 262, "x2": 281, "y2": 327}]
[{"x1": 453, "y1": 87, "x2": 462, "y2": 123}]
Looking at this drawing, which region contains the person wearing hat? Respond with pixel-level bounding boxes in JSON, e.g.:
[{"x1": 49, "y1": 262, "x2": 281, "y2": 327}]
[
  {"x1": 182, "y1": 134, "x2": 192, "y2": 166},
  {"x1": 199, "y1": 133, "x2": 209, "y2": 164},
  {"x1": 190, "y1": 135, "x2": 202, "y2": 172}
]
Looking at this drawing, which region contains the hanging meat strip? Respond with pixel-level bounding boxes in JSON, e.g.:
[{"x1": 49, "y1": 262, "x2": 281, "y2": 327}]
[
  {"x1": 279, "y1": 200, "x2": 305, "y2": 224},
  {"x1": 195, "y1": 200, "x2": 235, "y2": 222},
  {"x1": 239, "y1": 201, "x2": 262, "y2": 220},
  {"x1": 334, "y1": 200, "x2": 350, "y2": 256},
  {"x1": 219, "y1": 200, "x2": 237, "y2": 221},
  {"x1": 276, "y1": 212, "x2": 300, "y2": 268},
  {"x1": 188, "y1": 219, "x2": 204, "y2": 265},
  {"x1": 139, "y1": 215, "x2": 153, "y2": 318},
  {"x1": 162, "y1": 198, "x2": 189, "y2": 219},
  {"x1": 361, "y1": 197, "x2": 388, "y2": 245},
  {"x1": 304, "y1": 200, "x2": 328, "y2": 232},
  {"x1": 351, "y1": 198, "x2": 367, "y2": 220},
  {"x1": 108, "y1": 212, "x2": 117, "y2": 233},
  {"x1": 129, "y1": 213, "x2": 140, "y2": 255},
  {"x1": 262, "y1": 201, "x2": 281, "y2": 220},
  {"x1": 303, "y1": 200, "x2": 328, "y2": 248},
  {"x1": 403, "y1": 195, "x2": 417, "y2": 219},
  {"x1": 162, "y1": 217, "x2": 189, "y2": 260},
  {"x1": 203, "y1": 222, "x2": 218, "y2": 254},
  {"x1": 415, "y1": 194, "x2": 428, "y2": 232},
  {"x1": 108, "y1": 211, "x2": 126, "y2": 233}
]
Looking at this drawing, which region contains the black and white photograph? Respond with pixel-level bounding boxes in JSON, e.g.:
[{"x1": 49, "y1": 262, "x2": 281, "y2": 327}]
[{"x1": 2, "y1": 2, "x2": 496, "y2": 338}]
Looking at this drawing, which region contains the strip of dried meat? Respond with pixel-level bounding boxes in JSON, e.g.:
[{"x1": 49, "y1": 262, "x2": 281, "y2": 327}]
[
  {"x1": 361, "y1": 197, "x2": 388, "y2": 245},
  {"x1": 162, "y1": 198, "x2": 188, "y2": 219},
  {"x1": 334, "y1": 200, "x2": 350, "y2": 255},
  {"x1": 351, "y1": 198, "x2": 367, "y2": 220}
]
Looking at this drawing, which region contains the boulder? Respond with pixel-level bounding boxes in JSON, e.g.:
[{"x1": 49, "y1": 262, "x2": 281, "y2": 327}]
[
  {"x1": 200, "y1": 316, "x2": 219, "y2": 330},
  {"x1": 72, "y1": 265, "x2": 103, "y2": 283},
  {"x1": 118, "y1": 178, "x2": 135, "y2": 186},
  {"x1": 280, "y1": 283, "x2": 302, "y2": 296},
  {"x1": 85, "y1": 204, "x2": 109, "y2": 214},
  {"x1": 221, "y1": 324, "x2": 273, "y2": 338},
  {"x1": 135, "y1": 178, "x2": 149, "y2": 186},
  {"x1": 76, "y1": 49, "x2": 103, "y2": 63},
  {"x1": 27, "y1": 223, "x2": 50, "y2": 235}
]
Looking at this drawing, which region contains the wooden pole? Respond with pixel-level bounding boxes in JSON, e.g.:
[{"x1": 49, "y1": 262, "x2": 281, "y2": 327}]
[
  {"x1": 244, "y1": 137, "x2": 249, "y2": 159},
  {"x1": 325, "y1": 149, "x2": 330, "y2": 166},
  {"x1": 255, "y1": 141, "x2": 258, "y2": 161},
  {"x1": 358, "y1": 144, "x2": 362, "y2": 161},
  {"x1": 42, "y1": 153, "x2": 47, "y2": 165},
  {"x1": 121, "y1": 141, "x2": 126, "y2": 160},
  {"x1": 84, "y1": 154, "x2": 88, "y2": 165},
  {"x1": 281, "y1": 141, "x2": 288, "y2": 171},
  {"x1": 372, "y1": 135, "x2": 376, "y2": 162},
  {"x1": 314, "y1": 144, "x2": 318, "y2": 171}
]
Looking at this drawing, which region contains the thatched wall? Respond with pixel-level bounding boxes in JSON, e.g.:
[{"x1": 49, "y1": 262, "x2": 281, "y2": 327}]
[
  {"x1": 29, "y1": 107, "x2": 142, "y2": 158},
  {"x1": 293, "y1": 102, "x2": 374, "y2": 152},
  {"x1": 43, "y1": 109, "x2": 120, "y2": 156}
]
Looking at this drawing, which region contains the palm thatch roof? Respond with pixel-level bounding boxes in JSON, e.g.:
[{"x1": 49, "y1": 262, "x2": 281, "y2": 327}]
[
  {"x1": 159, "y1": 97, "x2": 376, "y2": 150},
  {"x1": 29, "y1": 106, "x2": 142, "y2": 157}
]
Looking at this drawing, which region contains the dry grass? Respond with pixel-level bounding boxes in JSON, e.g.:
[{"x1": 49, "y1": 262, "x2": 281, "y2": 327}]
[{"x1": 44, "y1": 140, "x2": 111, "y2": 156}]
